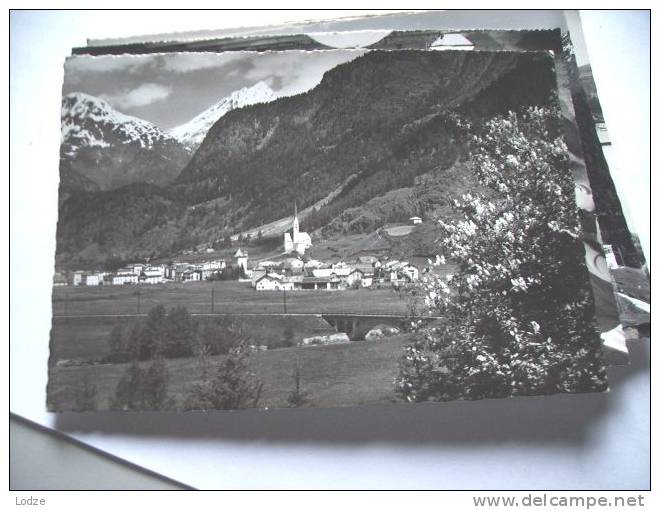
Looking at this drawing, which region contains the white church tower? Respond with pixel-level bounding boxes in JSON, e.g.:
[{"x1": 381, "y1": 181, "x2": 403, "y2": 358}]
[
  {"x1": 233, "y1": 248, "x2": 248, "y2": 271},
  {"x1": 292, "y1": 201, "x2": 300, "y2": 239},
  {"x1": 283, "y1": 201, "x2": 312, "y2": 255}
]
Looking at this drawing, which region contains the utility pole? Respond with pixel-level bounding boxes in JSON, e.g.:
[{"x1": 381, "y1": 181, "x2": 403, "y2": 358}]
[
  {"x1": 137, "y1": 290, "x2": 141, "y2": 315},
  {"x1": 283, "y1": 288, "x2": 287, "y2": 314},
  {"x1": 64, "y1": 293, "x2": 68, "y2": 316},
  {"x1": 211, "y1": 287, "x2": 215, "y2": 314}
]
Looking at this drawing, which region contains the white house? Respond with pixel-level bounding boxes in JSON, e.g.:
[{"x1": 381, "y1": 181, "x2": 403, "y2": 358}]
[
  {"x1": 401, "y1": 264, "x2": 419, "y2": 281},
  {"x1": 328, "y1": 267, "x2": 364, "y2": 287},
  {"x1": 410, "y1": 216, "x2": 423, "y2": 225},
  {"x1": 71, "y1": 271, "x2": 84, "y2": 286},
  {"x1": 84, "y1": 273, "x2": 102, "y2": 286},
  {"x1": 182, "y1": 269, "x2": 201, "y2": 282},
  {"x1": 342, "y1": 268, "x2": 364, "y2": 287},
  {"x1": 311, "y1": 267, "x2": 334, "y2": 278},
  {"x1": 293, "y1": 276, "x2": 341, "y2": 291},
  {"x1": 251, "y1": 269, "x2": 267, "y2": 287},
  {"x1": 255, "y1": 273, "x2": 294, "y2": 291},
  {"x1": 141, "y1": 266, "x2": 164, "y2": 284},
  {"x1": 112, "y1": 272, "x2": 138, "y2": 285},
  {"x1": 382, "y1": 260, "x2": 419, "y2": 283},
  {"x1": 203, "y1": 260, "x2": 226, "y2": 271}
]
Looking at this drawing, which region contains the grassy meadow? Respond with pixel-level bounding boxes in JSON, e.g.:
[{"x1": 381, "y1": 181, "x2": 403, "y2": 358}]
[
  {"x1": 48, "y1": 334, "x2": 412, "y2": 411},
  {"x1": 51, "y1": 280, "x2": 409, "y2": 317},
  {"x1": 50, "y1": 313, "x2": 339, "y2": 363},
  {"x1": 48, "y1": 280, "x2": 418, "y2": 410}
]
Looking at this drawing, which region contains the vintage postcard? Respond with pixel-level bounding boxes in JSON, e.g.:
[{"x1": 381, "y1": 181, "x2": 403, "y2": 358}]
[
  {"x1": 70, "y1": 27, "x2": 651, "y2": 362},
  {"x1": 48, "y1": 49, "x2": 610, "y2": 411}
]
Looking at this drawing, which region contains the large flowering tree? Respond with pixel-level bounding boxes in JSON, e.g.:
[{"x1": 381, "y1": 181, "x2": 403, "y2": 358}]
[{"x1": 396, "y1": 106, "x2": 607, "y2": 402}]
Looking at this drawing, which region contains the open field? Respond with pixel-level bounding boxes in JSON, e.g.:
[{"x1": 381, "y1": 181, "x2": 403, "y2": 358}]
[
  {"x1": 49, "y1": 275, "x2": 419, "y2": 411},
  {"x1": 48, "y1": 334, "x2": 411, "y2": 411},
  {"x1": 385, "y1": 225, "x2": 416, "y2": 237},
  {"x1": 52, "y1": 281, "x2": 410, "y2": 317},
  {"x1": 306, "y1": 232, "x2": 390, "y2": 262},
  {"x1": 50, "y1": 314, "x2": 338, "y2": 363}
]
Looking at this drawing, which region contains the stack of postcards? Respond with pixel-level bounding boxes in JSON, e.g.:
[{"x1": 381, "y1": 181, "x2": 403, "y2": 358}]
[{"x1": 48, "y1": 11, "x2": 649, "y2": 416}]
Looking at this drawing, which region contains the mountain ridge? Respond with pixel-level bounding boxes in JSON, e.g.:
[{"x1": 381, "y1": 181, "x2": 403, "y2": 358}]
[
  {"x1": 168, "y1": 81, "x2": 277, "y2": 149},
  {"x1": 60, "y1": 92, "x2": 191, "y2": 191},
  {"x1": 56, "y1": 50, "x2": 557, "y2": 268}
]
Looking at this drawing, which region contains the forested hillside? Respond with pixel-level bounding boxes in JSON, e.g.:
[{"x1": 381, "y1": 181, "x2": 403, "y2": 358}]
[{"x1": 56, "y1": 50, "x2": 558, "y2": 268}]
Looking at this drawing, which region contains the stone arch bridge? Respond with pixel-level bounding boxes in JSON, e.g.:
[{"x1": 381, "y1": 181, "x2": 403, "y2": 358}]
[{"x1": 321, "y1": 314, "x2": 439, "y2": 341}]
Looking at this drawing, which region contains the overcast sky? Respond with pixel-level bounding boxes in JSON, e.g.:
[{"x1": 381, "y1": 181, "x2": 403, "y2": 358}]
[{"x1": 63, "y1": 50, "x2": 365, "y2": 130}]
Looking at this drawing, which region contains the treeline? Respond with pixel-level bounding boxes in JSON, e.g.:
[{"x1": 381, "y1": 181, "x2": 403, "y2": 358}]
[
  {"x1": 101, "y1": 342, "x2": 307, "y2": 412},
  {"x1": 71, "y1": 307, "x2": 308, "y2": 411},
  {"x1": 106, "y1": 305, "x2": 297, "y2": 364}
]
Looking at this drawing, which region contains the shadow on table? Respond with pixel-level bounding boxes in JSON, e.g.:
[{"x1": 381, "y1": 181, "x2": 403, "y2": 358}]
[{"x1": 54, "y1": 339, "x2": 648, "y2": 446}]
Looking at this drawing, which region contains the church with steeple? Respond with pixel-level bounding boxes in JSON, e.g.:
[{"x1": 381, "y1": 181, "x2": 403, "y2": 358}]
[{"x1": 283, "y1": 202, "x2": 312, "y2": 255}]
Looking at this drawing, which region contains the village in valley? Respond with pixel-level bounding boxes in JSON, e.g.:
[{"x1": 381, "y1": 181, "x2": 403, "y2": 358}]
[{"x1": 53, "y1": 205, "x2": 426, "y2": 294}]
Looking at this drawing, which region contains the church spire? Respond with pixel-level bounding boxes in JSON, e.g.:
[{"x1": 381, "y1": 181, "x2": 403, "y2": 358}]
[{"x1": 292, "y1": 200, "x2": 299, "y2": 238}]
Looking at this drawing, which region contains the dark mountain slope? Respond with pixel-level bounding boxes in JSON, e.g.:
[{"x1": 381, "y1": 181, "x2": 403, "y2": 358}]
[
  {"x1": 56, "y1": 184, "x2": 185, "y2": 267},
  {"x1": 175, "y1": 51, "x2": 555, "y2": 229},
  {"x1": 56, "y1": 50, "x2": 557, "y2": 267}
]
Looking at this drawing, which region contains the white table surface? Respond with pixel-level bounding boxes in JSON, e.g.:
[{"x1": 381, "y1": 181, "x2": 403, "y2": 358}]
[{"x1": 8, "y1": 10, "x2": 650, "y2": 489}]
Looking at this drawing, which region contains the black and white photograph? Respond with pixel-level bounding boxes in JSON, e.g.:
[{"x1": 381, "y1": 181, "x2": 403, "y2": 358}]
[
  {"x1": 9, "y1": 7, "x2": 652, "y2": 493},
  {"x1": 48, "y1": 47, "x2": 612, "y2": 411}
]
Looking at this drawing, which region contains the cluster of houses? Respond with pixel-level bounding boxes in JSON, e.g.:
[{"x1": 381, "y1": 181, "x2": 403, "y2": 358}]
[
  {"x1": 54, "y1": 251, "x2": 421, "y2": 292},
  {"x1": 53, "y1": 259, "x2": 228, "y2": 287},
  {"x1": 251, "y1": 256, "x2": 419, "y2": 292},
  {"x1": 56, "y1": 202, "x2": 429, "y2": 290}
]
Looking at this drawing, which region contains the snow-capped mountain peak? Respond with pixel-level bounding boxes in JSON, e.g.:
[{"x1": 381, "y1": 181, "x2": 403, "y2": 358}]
[
  {"x1": 61, "y1": 92, "x2": 175, "y2": 157},
  {"x1": 168, "y1": 81, "x2": 276, "y2": 149}
]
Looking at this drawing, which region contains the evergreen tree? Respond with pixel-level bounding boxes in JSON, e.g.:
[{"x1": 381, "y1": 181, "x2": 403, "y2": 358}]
[
  {"x1": 185, "y1": 343, "x2": 263, "y2": 411},
  {"x1": 286, "y1": 358, "x2": 309, "y2": 408},
  {"x1": 140, "y1": 304, "x2": 167, "y2": 360},
  {"x1": 110, "y1": 358, "x2": 173, "y2": 411},
  {"x1": 159, "y1": 306, "x2": 196, "y2": 358}
]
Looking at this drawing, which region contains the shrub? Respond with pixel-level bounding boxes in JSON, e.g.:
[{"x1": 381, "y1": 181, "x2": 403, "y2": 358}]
[
  {"x1": 105, "y1": 305, "x2": 200, "y2": 362},
  {"x1": 396, "y1": 107, "x2": 607, "y2": 402},
  {"x1": 283, "y1": 320, "x2": 296, "y2": 345},
  {"x1": 110, "y1": 358, "x2": 174, "y2": 411},
  {"x1": 286, "y1": 358, "x2": 309, "y2": 408},
  {"x1": 184, "y1": 343, "x2": 263, "y2": 411},
  {"x1": 140, "y1": 305, "x2": 168, "y2": 360},
  {"x1": 106, "y1": 324, "x2": 130, "y2": 363},
  {"x1": 158, "y1": 306, "x2": 196, "y2": 358},
  {"x1": 198, "y1": 316, "x2": 247, "y2": 355},
  {"x1": 73, "y1": 375, "x2": 97, "y2": 411}
]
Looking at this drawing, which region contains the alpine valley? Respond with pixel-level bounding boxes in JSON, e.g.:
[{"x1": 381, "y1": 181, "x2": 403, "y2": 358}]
[{"x1": 56, "y1": 50, "x2": 557, "y2": 269}]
